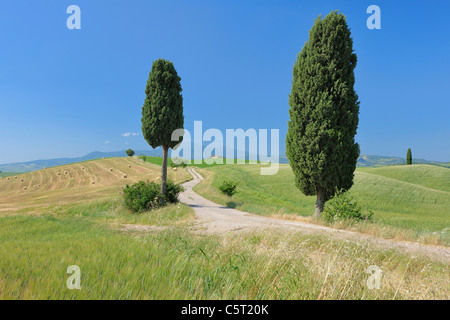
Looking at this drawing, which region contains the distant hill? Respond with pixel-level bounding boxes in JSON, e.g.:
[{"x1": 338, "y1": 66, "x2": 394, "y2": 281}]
[
  {"x1": 0, "y1": 149, "x2": 163, "y2": 173},
  {"x1": 356, "y1": 155, "x2": 449, "y2": 167},
  {"x1": 277, "y1": 155, "x2": 448, "y2": 167},
  {"x1": 1, "y1": 151, "x2": 448, "y2": 173}
]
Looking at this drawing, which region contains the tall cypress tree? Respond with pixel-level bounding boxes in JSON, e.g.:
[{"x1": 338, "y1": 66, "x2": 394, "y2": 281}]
[
  {"x1": 286, "y1": 11, "x2": 360, "y2": 217},
  {"x1": 406, "y1": 148, "x2": 412, "y2": 165},
  {"x1": 141, "y1": 59, "x2": 184, "y2": 202}
]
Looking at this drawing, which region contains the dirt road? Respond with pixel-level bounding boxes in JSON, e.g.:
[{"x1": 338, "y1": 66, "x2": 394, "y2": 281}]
[{"x1": 179, "y1": 167, "x2": 450, "y2": 263}]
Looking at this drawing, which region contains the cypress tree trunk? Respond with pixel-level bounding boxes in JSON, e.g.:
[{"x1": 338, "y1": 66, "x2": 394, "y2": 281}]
[
  {"x1": 314, "y1": 186, "x2": 325, "y2": 218},
  {"x1": 161, "y1": 145, "x2": 169, "y2": 204}
]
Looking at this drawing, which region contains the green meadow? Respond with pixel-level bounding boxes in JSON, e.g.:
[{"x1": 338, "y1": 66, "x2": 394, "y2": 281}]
[
  {"x1": 139, "y1": 155, "x2": 248, "y2": 168},
  {"x1": 0, "y1": 159, "x2": 448, "y2": 299},
  {"x1": 0, "y1": 200, "x2": 448, "y2": 299},
  {"x1": 194, "y1": 164, "x2": 450, "y2": 244}
]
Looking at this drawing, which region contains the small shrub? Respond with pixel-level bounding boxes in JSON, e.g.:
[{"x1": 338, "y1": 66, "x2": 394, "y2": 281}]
[
  {"x1": 164, "y1": 180, "x2": 184, "y2": 204},
  {"x1": 126, "y1": 148, "x2": 135, "y2": 157},
  {"x1": 323, "y1": 190, "x2": 373, "y2": 223},
  {"x1": 123, "y1": 180, "x2": 183, "y2": 213},
  {"x1": 218, "y1": 180, "x2": 238, "y2": 197},
  {"x1": 226, "y1": 201, "x2": 237, "y2": 209},
  {"x1": 142, "y1": 155, "x2": 147, "y2": 162},
  {"x1": 123, "y1": 181, "x2": 160, "y2": 213}
]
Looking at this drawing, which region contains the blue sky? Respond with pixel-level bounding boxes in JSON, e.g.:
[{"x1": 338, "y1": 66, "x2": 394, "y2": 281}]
[{"x1": 1, "y1": 0, "x2": 449, "y2": 164}]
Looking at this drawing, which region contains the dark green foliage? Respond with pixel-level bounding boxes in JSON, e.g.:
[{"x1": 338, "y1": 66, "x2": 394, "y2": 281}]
[
  {"x1": 141, "y1": 59, "x2": 184, "y2": 150},
  {"x1": 406, "y1": 148, "x2": 412, "y2": 165},
  {"x1": 123, "y1": 181, "x2": 160, "y2": 213},
  {"x1": 126, "y1": 149, "x2": 135, "y2": 157},
  {"x1": 141, "y1": 59, "x2": 184, "y2": 200},
  {"x1": 163, "y1": 180, "x2": 184, "y2": 204},
  {"x1": 323, "y1": 190, "x2": 373, "y2": 223},
  {"x1": 123, "y1": 180, "x2": 184, "y2": 213},
  {"x1": 286, "y1": 11, "x2": 360, "y2": 214},
  {"x1": 218, "y1": 180, "x2": 238, "y2": 197},
  {"x1": 142, "y1": 155, "x2": 147, "y2": 162}
]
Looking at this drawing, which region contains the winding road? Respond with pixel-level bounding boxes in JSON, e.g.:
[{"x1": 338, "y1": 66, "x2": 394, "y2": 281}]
[{"x1": 179, "y1": 167, "x2": 450, "y2": 263}]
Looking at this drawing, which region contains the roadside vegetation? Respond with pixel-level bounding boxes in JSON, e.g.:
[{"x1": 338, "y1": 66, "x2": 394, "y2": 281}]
[
  {"x1": 193, "y1": 164, "x2": 450, "y2": 245},
  {"x1": 218, "y1": 180, "x2": 238, "y2": 197},
  {"x1": 0, "y1": 202, "x2": 447, "y2": 299},
  {"x1": 0, "y1": 158, "x2": 448, "y2": 299},
  {"x1": 123, "y1": 180, "x2": 184, "y2": 213}
]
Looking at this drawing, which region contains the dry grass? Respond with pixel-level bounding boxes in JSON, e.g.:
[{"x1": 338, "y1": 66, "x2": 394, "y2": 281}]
[
  {"x1": 0, "y1": 157, "x2": 191, "y2": 216},
  {"x1": 193, "y1": 164, "x2": 450, "y2": 246},
  {"x1": 217, "y1": 230, "x2": 449, "y2": 299},
  {"x1": 0, "y1": 160, "x2": 447, "y2": 299}
]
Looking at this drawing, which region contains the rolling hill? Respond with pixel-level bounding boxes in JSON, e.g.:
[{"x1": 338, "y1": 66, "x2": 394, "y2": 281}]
[
  {"x1": 0, "y1": 150, "x2": 163, "y2": 173},
  {"x1": 0, "y1": 156, "x2": 448, "y2": 299},
  {"x1": 2, "y1": 151, "x2": 448, "y2": 173},
  {"x1": 193, "y1": 163, "x2": 450, "y2": 242},
  {"x1": 356, "y1": 154, "x2": 449, "y2": 167},
  {"x1": 278, "y1": 154, "x2": 449, "y2": 167},
  {"x1": 0, "y1": 157, "x2": 190, "y2": 215}
]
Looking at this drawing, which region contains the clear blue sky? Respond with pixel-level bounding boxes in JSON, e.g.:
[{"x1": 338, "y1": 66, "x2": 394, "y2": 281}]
[{"x1": 1, "y1": 0, "x2": 449, "y2": 164}]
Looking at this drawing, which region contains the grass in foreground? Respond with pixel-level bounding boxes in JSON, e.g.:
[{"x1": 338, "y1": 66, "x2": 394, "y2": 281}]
[
  {"x1": 0, "y1": 200, "x2": 448, "y2": 299},
  {"x1": 193, "y1": 164, "x2": 450, "y2": 245}
]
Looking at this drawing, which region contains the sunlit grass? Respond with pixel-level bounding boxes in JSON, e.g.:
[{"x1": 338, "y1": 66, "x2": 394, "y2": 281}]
[
  {"x1": 1, "y1": 160, "x2": 448, "y2": 299},
  {"x1": 53, "y1": 199, "x2": 195, "y2": 227},
  {"x1": 357, "y1": 164, "x2": 450, "y2": 192},
  {"x1": 193, "y1": 164, "x2": 450, "y2": 244},
  {"x1": 0, "y1": 208, "x2": 447, "y2": 299}
]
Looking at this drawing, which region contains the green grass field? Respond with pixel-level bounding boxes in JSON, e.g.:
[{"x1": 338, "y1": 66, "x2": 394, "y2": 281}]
[
  {"x1": 357, "y1": 165, "x2": 450, "y2": 192},
  {"x1": 0, "y1": 159, "x2": 448, "y2": 299},
  {"x1": 139, "y1": 155, "x2": 250, "y2": 168},
  {"x1": 138, "y1": 156, "x2": 164, "y2": 166},
  {"x1": 193, "y1": 164, "x2": 450, "y2": 244},
  {"x1": 0, "y1": 200, "x2": 447, "y2": 299}
]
